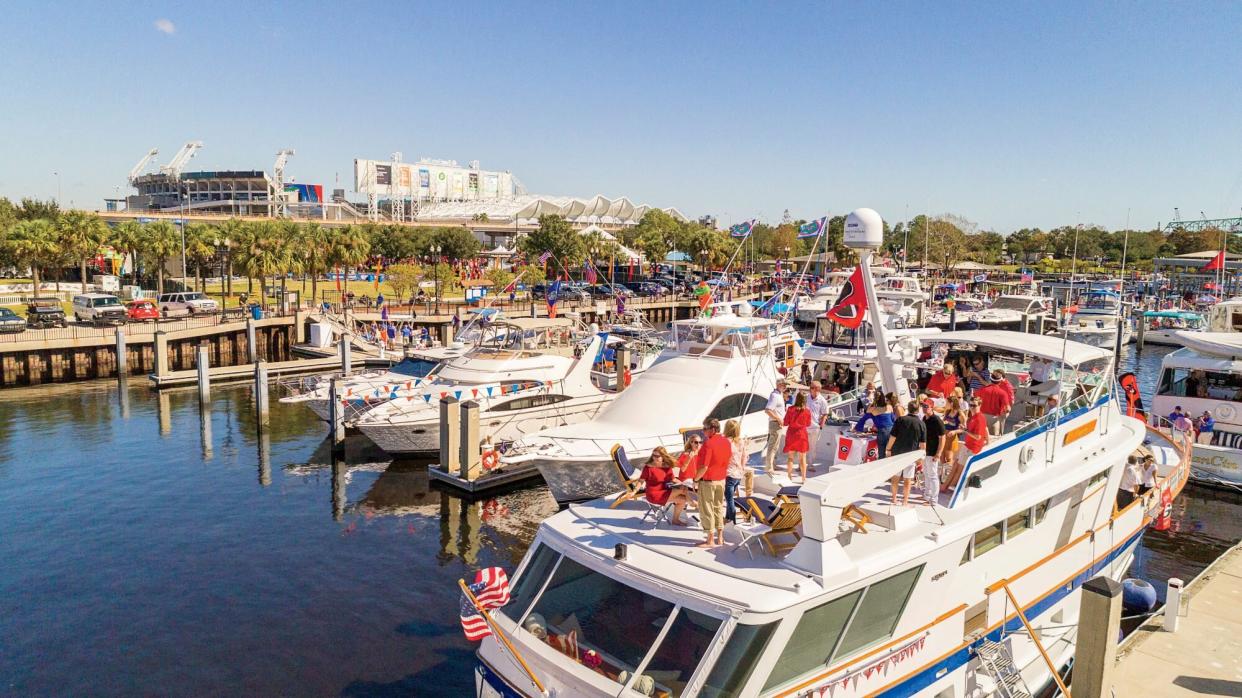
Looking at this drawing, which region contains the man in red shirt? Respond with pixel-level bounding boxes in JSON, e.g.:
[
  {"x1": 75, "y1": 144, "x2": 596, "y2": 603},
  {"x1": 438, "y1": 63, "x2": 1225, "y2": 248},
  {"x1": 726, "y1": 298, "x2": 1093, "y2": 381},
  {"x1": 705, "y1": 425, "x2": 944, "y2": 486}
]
[
  {"x1": 975, "y1": 377, "x2": 1013, "y2": 436},
  {"x1": 925, "y1": 364, "x2": 958, "y2": 399},
  {"x1": 694, "y1": 418, "x2": 733, "y2": 548},
  {"x1": 945, "y1": 397, "x2": 989, "y2": 492}
]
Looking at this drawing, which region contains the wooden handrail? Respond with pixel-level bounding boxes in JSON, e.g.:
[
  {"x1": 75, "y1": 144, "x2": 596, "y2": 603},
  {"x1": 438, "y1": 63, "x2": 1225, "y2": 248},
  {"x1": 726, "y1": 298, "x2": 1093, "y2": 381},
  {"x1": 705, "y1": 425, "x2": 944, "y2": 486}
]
[
  {"x1": 458, "y1": 579, "x2": 548, "y2": 696},
  {"x1": 999, "y1": 581, "x2": 1072, "y2": 698}
]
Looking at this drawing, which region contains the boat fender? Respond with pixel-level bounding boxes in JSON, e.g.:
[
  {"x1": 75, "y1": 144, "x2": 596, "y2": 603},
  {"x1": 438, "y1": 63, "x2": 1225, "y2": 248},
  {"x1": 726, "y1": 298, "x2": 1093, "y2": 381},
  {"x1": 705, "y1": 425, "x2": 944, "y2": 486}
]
[
  {"x1": 1121, "y1": 578, "x2": 1158, "y2": 613},
  {"x1": 1215, "y1": 404, "x2": 1236, "y2": 421},
  {"x1": 481, "y1": 450, "x2": 499, "y2": 471}
]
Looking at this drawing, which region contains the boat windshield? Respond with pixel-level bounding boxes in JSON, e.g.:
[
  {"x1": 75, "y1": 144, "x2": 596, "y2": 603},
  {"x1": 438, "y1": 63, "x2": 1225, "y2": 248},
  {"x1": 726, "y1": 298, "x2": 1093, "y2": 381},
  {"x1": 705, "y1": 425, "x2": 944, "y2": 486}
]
[
  {"x1": 990, "y1": 296, "x2": 1038, "y2": 312},
  {"x1": 501, "y1": 544, "x2": 760, "y2": 696},
  {"x1": 814, "y1": 318, "x2": 873, "y2": 348}
]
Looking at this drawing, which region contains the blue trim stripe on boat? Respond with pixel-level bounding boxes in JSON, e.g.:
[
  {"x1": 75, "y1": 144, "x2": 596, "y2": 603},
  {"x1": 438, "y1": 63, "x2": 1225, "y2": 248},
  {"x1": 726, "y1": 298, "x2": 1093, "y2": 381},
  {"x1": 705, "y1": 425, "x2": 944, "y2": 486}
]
[
  {"x1": 872, "y1": 526, "x2": 1145, "y2": 697},
  {"x1": 949, "y1": 395, "x2": 1111, "y2": 508},
  {"x1": 477, "y1": 661, "x2": 527, "y2": 698}
]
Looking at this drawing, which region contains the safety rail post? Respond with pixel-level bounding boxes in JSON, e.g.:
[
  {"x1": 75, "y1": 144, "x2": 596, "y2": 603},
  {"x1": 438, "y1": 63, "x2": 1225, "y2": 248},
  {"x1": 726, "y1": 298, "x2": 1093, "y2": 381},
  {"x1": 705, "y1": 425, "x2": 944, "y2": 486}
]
[
  {"x1": 1164, "y1": 578, "x2": 1183, "y2": 632},
  {"x1": 1075, "y1": 576, "x2": 1121, "y2": 698},
  {"x1": 439, "y1": 395, "x2": 461, "y2": 473},
  {"x1": 459, "y1": 400, "x2": 481, "y2": 480}
]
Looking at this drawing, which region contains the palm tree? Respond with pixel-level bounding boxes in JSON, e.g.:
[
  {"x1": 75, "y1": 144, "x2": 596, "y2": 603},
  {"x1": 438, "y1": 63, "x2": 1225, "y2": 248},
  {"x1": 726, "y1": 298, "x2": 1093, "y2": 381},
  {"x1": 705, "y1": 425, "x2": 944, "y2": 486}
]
[
  {"x1": 56, "y1": 210, "x2": 110, "y2": 292},
  {"x1": 184, "y1": 223, "x2": 218, "y2": 292},
  {"x1": 237, "y1": 220, "x2": 296, "y2": 309},
  {"x1": 5, "y1": 219, "x2": 60, "y2": 293},
  {"x1": 326, "y1": 224, "x2": 371, "y2": 295},
  {"x1": 111, "y1": 220, "x2": 144, "y2": 287},
  {"x1": 142, "y1": 220, "x2": 180, "y2": 294},
  {"x1": 219, "y1": 217, "x2": 246, "y2": 297},
  {"x1": 298, "y1": 222, "x2": 331, "y2": 304}
]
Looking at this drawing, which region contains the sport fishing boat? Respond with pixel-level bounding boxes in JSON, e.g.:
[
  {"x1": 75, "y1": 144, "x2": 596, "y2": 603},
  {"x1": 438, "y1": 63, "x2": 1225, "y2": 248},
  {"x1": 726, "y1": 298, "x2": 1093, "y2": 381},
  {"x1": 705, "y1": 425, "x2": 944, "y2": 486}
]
[
  {"x1": 354, "y1": 318, "x2": 663, "y2": 455},
  {"x1": 927, "y1": 294, "x2": 1052, "y2": 332},
  {"x1": 1150, "y1": 331, "x2": 1242, "y2": 486},
  {"x1": 502, "y1": 304, "x2": 806, "y2": 504},
  {"x1": 467, "y1": 210, "x2": 1191, "y2": 698},
  {"x1": 1138, "y1": 310, "x2": 1205, "y2": 347},
  {"x1": 1047, "y1": 290, "x2": 1132, "y2": 348}
]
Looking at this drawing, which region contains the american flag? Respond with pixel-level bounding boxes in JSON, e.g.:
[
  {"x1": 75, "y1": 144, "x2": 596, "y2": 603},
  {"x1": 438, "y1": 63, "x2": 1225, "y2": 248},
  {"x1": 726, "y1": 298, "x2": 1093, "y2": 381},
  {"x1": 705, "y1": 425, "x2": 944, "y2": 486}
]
[
  {"x1": 459, "y1": 567, "x2": 511, "y2": 641},
  {"x1": 538, "y1": 251, "x2": 553, "y2": 264}
]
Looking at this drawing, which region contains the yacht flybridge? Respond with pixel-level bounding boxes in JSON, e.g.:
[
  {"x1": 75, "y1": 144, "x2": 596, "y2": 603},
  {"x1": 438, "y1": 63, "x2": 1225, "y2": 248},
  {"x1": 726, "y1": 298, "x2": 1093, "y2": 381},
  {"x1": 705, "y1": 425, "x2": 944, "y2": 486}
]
[
  {"x1": 503, "y1": 303, "x2": 805, "y2": 504},
  {"x1": 1151, "y1": 331, "x2": 1242, "y2": 486},
  {"x1": 469, "y1": 209, "x2": 1191, "y2": 698}
]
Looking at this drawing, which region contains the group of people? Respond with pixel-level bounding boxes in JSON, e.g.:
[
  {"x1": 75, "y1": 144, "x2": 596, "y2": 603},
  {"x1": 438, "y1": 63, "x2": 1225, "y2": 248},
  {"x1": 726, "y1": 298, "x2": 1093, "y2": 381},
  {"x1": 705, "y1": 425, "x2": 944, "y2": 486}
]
[
  {"x1": 763, "y1": 379, "x2": 833, "y2": 482},
  {"x1": 638, "y1": 417, "x2": 747, "y2": 549},
  {"x1": 1168, "y1": 405, "x2": 1215, "y2": 446},
  {"x1": 1117, "y1": 453, "x2": 1160, "y2": 508}
]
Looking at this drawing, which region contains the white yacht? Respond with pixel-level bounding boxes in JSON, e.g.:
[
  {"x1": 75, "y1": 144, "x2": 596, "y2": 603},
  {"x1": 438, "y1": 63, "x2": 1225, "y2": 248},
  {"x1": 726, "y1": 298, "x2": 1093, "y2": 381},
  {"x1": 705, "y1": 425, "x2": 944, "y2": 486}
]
[
  {"x1": 1047, "y1": 290, "x2": 1132, "y2": 348},
  {"x1": 1204, "y1": 296, "x2": 1242, "y2": 332},
  {"x1": 927, "y1": 294, "x2": 1051, "y2": 332},
  {"x1": 1138, "y1": 310, "x2": 1205, "y2": 347},
  {"x1": 1150, "y1": 331, "x2": 1242, "y2": 486},
  {"x1": 353, "y1": 317, "x2": 601, "y2": 454},
  {"x1": 802, "y1": 308, "x2": 939, "y2": 393},
  {"x1": 474, "y1": 330, "x2": 1189, "y2": 698},
  {"x1": 503, "y1": 306, "x2": 806, "y2": 504},
  {"x1": 795, "y1": 271, "x2": 852, "y2": 324}
]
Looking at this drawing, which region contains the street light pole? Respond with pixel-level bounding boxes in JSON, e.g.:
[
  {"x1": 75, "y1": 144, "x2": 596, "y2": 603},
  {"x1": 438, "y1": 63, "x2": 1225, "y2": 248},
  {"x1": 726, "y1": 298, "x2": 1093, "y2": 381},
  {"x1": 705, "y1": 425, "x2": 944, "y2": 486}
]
[
  {"x1": 53, "y1": 171, "x2": 61, "y2": 206},
  {"x1": 180, "y1": 185, "x2": 188, "y2": 290},
  {"x1": 431, "y1": 244, "x2": 442, "y2": 315}
]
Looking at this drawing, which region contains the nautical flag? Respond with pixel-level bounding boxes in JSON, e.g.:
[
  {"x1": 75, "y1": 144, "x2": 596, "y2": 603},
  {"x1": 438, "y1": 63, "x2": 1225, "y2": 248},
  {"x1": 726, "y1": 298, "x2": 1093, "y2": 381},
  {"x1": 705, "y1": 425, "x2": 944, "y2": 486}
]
[
  {"x1": 1020, "y1": 269, "x2": 1034, "y2": 283},
  {"x1": 825, "y1": 265, "x2": 868, "y2": 329},
  {"x1": 797, "y1": 216, "x2": 827, "y2": 239},
  {"x1": 546, "y1": 280, "x2": 562, "y2": 319},
  {"x1": 585, "y1": 262, "x2": 597, "y2": 284},
  {"x1": 538, "y1": 251, "x2": 553, "y2": 265},
  {"x1": 729, "y1": 220, "x2": 755, "y2": 238},
  {"x1": 1203, "y1": 249, "x2": 1227, "y2": 272},
  {"x1": 459, "y1": 567, "x2": 511, "y2": 641}
]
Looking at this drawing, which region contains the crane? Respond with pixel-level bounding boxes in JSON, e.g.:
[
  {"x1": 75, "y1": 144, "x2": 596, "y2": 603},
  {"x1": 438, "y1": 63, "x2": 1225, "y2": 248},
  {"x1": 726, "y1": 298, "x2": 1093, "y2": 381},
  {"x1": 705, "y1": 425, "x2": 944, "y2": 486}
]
[
  {"x1": 273, "y1": 148, "x2": 295, "y2": 190},
  {"x1": 160, "y1": 141, "x2": 204, "y2": 178},
  {"x1": 128, "y1": 148, "x2": 159, "y2": 186}
]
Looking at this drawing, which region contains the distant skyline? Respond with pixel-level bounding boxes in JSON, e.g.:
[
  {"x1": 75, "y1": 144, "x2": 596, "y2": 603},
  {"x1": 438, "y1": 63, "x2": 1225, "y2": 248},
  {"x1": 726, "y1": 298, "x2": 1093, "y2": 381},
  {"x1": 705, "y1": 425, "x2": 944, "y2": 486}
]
[{"x1": 2, "y1": 1, "x2": 1240, "y2": 232}]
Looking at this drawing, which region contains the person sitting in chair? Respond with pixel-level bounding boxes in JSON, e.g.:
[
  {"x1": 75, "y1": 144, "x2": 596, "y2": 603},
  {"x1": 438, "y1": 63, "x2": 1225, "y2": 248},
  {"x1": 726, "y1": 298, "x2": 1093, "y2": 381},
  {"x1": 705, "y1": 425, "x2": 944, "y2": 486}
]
[{"x1": 641, "y1": 447, "x2": 690, "y2": 525}]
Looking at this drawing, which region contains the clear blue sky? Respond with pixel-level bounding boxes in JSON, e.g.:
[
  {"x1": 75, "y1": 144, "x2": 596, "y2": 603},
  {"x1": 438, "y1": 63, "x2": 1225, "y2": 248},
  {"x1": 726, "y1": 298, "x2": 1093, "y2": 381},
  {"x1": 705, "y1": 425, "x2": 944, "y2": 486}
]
[{"x1": 2, "y1": 1, "x2": 1240, "y2": 233}]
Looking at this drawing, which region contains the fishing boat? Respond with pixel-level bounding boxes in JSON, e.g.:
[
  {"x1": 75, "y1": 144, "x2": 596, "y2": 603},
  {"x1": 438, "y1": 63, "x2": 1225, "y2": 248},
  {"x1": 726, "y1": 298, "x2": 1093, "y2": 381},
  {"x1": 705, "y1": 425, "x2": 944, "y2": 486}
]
[
  {"x1": 468, "y1": 210, "x2": 1192, "y2": 698},
  {"x1": 502, "y1": 304, "x2": 806, "y2": 504},
  {"x1": 1138, "y1": 310, "x2": 1205, "y2": 347},
  {"x1": 1047, "y1": 290, "x2": 1132, "y2": 348},
  {"x1": 1149, "y1": 331, "x2": 1242, "y2": 486}
]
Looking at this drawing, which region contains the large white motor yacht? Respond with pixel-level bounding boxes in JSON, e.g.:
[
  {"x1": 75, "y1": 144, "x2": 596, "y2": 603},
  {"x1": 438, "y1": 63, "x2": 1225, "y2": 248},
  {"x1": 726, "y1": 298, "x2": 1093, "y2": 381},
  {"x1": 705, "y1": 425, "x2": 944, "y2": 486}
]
[{"x1": 927, "y1": 294, "x2": 1052, "y2": 332}]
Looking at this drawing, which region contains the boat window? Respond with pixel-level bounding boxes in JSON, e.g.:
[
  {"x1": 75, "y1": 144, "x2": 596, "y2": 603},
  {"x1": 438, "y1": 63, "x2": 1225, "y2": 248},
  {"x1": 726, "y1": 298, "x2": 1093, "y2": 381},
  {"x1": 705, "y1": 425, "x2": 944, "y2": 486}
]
[
  {"x1": 1033, "y1": 499, "x2": 1050, "y2": 525},
  {"x1": 698, "y1": 621, "x2": 778, "y2": 698},
  {"x1": 499, "y1": 544, "x2": 560, "y2": 623},
  {"x1": 521, "y1": 555, "x2": 675, "y2": 685},
  {"x1": 1184, "y1": 369, "x2": 1242, "y2": 402},
  {"x1": 707, "y1": 394, "x2": 767, "y2": 421},
  {"x1": 1086, "y1": 468, "x2": 1109, "y2": 490},
  {"x1": 634, "y1": 608, "x2": 722, "y2": 697},
  {"x1": 762, "y1": 590, "x2": 863, "y2": 691},
  {"x1": 834, "y1": 565, "x2": 923, "y2": 658},
  {"x1": 973, "y1": 521, "x2": 1004, "y2": 557},
  {"x1": 1157, "y1": 368, "x2": 1186, "y2": 397},
  {"x1": 491, "y1": 394, "x2": 571, "y2": 412},
  {"x1": 1005, "y1": 510, "x2": 1029, "y2": 541},
  {"x1": 990, "y1": 296, "x2": 1035, "y2": 312}
]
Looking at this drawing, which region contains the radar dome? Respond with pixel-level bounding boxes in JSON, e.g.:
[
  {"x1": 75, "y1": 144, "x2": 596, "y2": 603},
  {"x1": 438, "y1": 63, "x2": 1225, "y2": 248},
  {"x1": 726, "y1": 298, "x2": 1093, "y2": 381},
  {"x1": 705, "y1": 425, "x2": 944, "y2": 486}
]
[{"x1": 844, "y1": 208, "x2": 884, "y2": 249}]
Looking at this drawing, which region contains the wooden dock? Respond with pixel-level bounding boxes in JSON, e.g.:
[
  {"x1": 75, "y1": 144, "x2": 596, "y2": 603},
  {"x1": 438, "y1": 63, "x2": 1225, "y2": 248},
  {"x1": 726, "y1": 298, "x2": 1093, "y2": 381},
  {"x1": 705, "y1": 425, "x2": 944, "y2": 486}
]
[
  {"x1": 1113, "y1": 541, "x2": 1242, "y2": 696},
  {"x1": 427, "y1": 463, "x2": 542, "y2": 495},
  {"x1": 148, "y1": 356, "x2": 372, "y2": 388}
]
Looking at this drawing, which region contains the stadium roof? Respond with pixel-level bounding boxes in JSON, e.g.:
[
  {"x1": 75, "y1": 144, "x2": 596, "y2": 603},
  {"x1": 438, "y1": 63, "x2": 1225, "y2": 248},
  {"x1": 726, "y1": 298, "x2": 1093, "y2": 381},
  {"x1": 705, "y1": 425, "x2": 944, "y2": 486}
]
[{"x1": 415, "y1": 195, "x2": 686, "y2": 226}]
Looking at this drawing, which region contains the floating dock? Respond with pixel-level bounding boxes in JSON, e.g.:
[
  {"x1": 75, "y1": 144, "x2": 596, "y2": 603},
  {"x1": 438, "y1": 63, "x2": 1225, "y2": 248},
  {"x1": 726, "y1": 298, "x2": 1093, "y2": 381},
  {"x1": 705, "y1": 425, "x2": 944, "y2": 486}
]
[
  {"x1": 1113, "y1": 541, "x2": 1242, "y2": 696},
  {"x1": 148, "y1": 356, "x2": 374, "y2": 388},
  {"x1": 428, "y1": 463, "x2": 542, "y2": 495}
]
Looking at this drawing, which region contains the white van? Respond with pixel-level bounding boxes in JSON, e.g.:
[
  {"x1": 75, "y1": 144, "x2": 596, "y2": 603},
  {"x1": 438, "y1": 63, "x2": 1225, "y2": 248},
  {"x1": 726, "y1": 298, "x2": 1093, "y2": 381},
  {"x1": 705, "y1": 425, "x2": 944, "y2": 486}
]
[
  {"x1": 157, "y1": 291, "x2": 220, "y2": 317},
  {"x1": 72, "y1": 293, "x2": 128, "y2": 325}
]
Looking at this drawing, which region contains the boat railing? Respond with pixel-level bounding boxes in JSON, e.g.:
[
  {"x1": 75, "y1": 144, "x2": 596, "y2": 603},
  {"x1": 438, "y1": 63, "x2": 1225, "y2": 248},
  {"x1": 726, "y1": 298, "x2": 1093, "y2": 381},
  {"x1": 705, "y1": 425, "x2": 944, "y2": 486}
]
[{"x1": 1013, "y1": 392, "x2": 1093, "y2": 437}]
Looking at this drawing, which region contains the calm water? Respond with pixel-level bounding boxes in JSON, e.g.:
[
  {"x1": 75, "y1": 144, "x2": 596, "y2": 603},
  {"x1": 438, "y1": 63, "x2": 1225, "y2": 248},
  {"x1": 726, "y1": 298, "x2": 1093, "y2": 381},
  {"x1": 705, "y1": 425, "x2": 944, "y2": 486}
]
[{"x1": 0, "y1": 344, "x2": 1238, "y2": 695}]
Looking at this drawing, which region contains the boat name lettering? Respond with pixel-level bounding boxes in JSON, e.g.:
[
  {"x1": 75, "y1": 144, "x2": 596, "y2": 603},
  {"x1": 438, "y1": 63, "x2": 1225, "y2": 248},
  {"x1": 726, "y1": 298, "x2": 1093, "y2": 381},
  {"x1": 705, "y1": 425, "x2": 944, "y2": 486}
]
[{"x1": 930, "y1": 570, "x2": 948, "y2": 582}]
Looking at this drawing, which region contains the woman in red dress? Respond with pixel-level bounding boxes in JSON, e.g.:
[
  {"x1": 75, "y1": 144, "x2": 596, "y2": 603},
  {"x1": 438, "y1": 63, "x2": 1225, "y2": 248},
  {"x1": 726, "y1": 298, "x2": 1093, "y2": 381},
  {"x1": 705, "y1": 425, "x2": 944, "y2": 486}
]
[
  {"x1": 640, "y1": 447, "x2": 690, "y2": 525},
  {"x1": 783, "y1": 392, "x2": 813, "y2": 482}
]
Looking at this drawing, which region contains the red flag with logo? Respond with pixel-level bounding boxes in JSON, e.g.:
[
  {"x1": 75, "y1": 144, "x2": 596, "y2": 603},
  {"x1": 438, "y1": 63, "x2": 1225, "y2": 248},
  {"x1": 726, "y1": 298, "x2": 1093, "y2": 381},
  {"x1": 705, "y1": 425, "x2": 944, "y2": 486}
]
[{"x1": 825, "y1": 265, "x2": 868, "y2": 329}]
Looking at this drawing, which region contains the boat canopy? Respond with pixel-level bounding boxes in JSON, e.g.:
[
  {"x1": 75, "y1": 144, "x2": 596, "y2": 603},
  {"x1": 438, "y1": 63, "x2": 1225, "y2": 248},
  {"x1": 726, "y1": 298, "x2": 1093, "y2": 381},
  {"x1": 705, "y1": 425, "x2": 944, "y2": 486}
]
[
  {"x1": 1143, "y1": 310, "x2": 1202, "y2": 320},
  {"x1": 924, "y1": 330, "x2": 1112, "y2": 366}
]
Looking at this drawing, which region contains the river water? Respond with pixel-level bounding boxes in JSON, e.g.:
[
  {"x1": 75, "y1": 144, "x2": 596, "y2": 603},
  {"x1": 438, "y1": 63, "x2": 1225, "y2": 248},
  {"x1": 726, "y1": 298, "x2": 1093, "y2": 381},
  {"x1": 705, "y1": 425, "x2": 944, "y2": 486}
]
[{"x1": 0, "y1": 344, "x2": 1238, "y2": 696}]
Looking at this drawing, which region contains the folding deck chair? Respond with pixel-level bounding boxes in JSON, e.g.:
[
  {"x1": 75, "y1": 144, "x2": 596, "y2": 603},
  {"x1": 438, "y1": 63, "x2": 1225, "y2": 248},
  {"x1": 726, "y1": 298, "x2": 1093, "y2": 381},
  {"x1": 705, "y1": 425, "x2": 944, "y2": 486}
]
[{"x1": 732, "y1": 495, "x2": 803, "y2": 558}]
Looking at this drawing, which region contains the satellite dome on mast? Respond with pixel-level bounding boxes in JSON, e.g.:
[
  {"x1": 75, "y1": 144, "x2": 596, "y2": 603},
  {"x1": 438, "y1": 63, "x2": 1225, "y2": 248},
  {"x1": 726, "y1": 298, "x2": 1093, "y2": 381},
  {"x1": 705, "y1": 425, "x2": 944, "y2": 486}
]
[{"x1": 844, "y1": 208, "x2": 884, "y2": 250}]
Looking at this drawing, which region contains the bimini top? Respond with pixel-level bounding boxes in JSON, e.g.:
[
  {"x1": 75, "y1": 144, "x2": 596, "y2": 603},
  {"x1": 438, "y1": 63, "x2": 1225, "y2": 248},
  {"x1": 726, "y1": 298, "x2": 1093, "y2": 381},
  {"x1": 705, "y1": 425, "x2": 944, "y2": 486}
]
[
  {"x1": 1143, "y1": 310, "x2": 1203, "y2": 319},
  {"x1": 925, "y1": 330, "x2": 1112, "y2": 366}
]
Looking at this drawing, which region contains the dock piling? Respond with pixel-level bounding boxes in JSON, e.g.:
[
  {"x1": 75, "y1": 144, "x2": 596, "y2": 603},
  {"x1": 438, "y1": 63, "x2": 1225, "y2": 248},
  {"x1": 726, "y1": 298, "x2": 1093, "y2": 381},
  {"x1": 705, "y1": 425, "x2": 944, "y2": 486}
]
[
  {"x1": 1137, "y1": 314, "x2": 1146, "y2": 350},
  {"x1": 254, "y1": 360, "x2": 269, "y2": 426},
  {"x1": 245, "y1": 318, "x2": 258, "y2": 363},
  {"x1": 439, "y1": 395, "x2": 461, "y2": 474},
  {"x1": 1076, "y1": 575, "x2": 1123, "y2": 698},
  {"x1": 328, "y1": 377, "x2": 346, "y2": 453},
  {"x1": 154, "y1": 330, "x2": 169, "y2": 379},
  {"x1": 196, "y1": 342, "x2": 211, "y2": 402},
  {"x1": 1165, "y1": 577, "x2": 1183, "y2": 632},
  {"x1": 459, "y1": 400, "x2": 481, "y2": 480},
  {"x1": 338, "y1": 335, "x2": 352, "y2": 377},
  {"x1": 114, "y1": 327, "x2": 128, "y2": 377}
]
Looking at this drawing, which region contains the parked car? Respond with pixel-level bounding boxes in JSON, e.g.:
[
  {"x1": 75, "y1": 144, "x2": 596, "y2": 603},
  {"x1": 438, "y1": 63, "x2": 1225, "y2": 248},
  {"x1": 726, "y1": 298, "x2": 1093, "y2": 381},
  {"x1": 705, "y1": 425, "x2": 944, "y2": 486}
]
[
  {"x1": 621, "y1": 282, "x2": 661, "y2": 297},
  {"x1": 126, "y1": 299, "x2": 161, "y2": 322},
  {"x1": 0, "y1": 308, "x2": 27, "y2": 333},
  {"x1": 24, "y1": 298, "x2": 66, "y2": 329},
  {"x1": 157, "y1": 292, "x2": 220, "y2": 317},
  {"x1": 528, "y1": 284, "x2": 590, "y2": 302},
  {"x1": 586, "y1": 284, "x2": 631, "y2": 299},
  {"x1": 72, "y1": 293, "x2": 128, "y2": 325}
]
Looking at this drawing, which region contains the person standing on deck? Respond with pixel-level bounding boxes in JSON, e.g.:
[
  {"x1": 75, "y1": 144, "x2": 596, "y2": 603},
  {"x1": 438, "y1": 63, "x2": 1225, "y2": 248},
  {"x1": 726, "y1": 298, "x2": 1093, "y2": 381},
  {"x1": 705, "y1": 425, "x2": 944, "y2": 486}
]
[
  {"x1": 1117, "y1": 455, "x2": 1143, "y2": 509},
  {"x1": 921, "y1": 401, "x2": 946, "y2": 505},
  {"x1": 805, "y1": 381, "x2": 831, "y2": 469},
  {"x1": 1196, "y1": 410, "x2": 1215, "y2": 445},
  {"x1": 887, "y1": 400, "x2": 926, "y2": 506},
  {"x1": 925, "y1": 364, "x2": 958, "y2": 399},
  {"x1": 976, "y1": 378, "x2": 1013, "y2": 436},
  {"x1": 763, "y1": 380, "x2": 788, "y2": 472},
  {"x1": 693, "y1": 418, "x2": 732, "y2": 549},
  {"x1": 945, "y1": 397, "x2": 989, "y2": 492}
]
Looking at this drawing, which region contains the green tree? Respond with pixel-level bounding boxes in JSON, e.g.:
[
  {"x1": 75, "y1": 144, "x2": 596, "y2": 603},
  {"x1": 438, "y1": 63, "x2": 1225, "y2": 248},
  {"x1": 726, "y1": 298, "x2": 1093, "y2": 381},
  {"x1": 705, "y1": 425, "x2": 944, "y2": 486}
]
[
  {"x1": 484, "y1": 265, "x2": 516, "y2": 294},
  {"x1": 967, "y1": 231, "x2": 1005, "y2": 264},
  {"x1": 296, "y1": 222, "x2": 333, "y2": 303},
  {"x1": 56, "y1": 210, "x2": 109, "y2": 292},
  {"x1": 142, "y1": 220, "x2": 180, "y2": 294},
  {"x1": 418, "y1": 226, "x2": 481, "y2": 261},
  {"x1": 518, "y1": 215, "x2": 585, "y2": 269},
  {"x1": 5, "y1": 219, "x2": 59, "y2": 291},
  {"x1": 184, "y1": 223, "x2": 219, "y2": 292},
  {"x1": 385, "y1": 262, "x2": 424, "y2": 301},
  {"x1": 110, "y1": 220, "x2": 145, "y2": 286},
  {"x1": 327, "y1": 224, "x2": 371, "y2": 276},
  {"x1": 236, "y1": 221, "x2": 298, "y2": 308},
  {"x1": 15, "y1": 198, "x2": 59, "y2": 221}
]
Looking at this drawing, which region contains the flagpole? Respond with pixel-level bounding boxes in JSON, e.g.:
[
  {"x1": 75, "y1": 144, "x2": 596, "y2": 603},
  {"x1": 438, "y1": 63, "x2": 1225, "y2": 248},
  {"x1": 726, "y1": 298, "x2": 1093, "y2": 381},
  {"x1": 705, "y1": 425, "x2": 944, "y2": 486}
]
[{"x1": 458, "y1": 579, "x2": 547, "y2": 696}]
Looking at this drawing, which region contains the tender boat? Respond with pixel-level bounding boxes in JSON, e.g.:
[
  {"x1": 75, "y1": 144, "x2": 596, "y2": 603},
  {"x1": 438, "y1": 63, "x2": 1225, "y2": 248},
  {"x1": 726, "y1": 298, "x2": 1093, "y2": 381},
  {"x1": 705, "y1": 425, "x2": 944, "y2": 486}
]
[
  {"x1": 503, "y1": 305, "x2": 805, "y2": 504},
  {"x1": 1138, "y1": 310, "x2": 1205, "y2": 347},
  {"x1": 1150, "y1": 331, "x2": 1242, "y2": 486},
  {"x1": 474, "y1": 330, "x2": 1189, "y2": 698}
]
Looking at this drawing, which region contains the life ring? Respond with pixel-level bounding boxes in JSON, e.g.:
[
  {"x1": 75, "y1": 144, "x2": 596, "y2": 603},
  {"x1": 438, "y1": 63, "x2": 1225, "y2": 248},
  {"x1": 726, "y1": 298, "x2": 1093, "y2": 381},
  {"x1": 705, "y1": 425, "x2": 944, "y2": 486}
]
[
  {"x1": 481, "y1": 450, "x2": 499, "y2": 471},
  {"x1": 1215, "y1": 404, "x2": 1236, "y2": 422}
]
